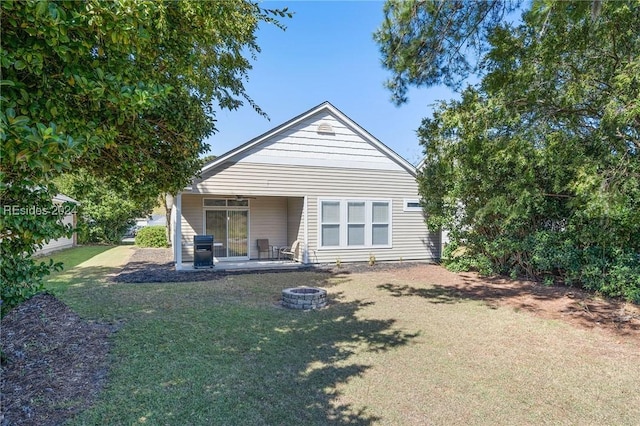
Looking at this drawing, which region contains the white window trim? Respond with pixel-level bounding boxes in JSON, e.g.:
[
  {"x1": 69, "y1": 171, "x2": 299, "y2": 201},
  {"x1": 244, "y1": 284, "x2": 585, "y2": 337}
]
[
  {"x1": 317, "y1": 198, "x2": 392, "y2": 250},
  {"x1": 347, "y1": 201, "x2": 366, "y2": 247},
  {"x1": 203, "y1": 198, "x2": 250, "y2": 209},
  {"x1": 319, "y1": 200, "x2": 341, "y2": 248},
  {"x1": 403, "y1": 199, "x2": 422, "y2": 212}
]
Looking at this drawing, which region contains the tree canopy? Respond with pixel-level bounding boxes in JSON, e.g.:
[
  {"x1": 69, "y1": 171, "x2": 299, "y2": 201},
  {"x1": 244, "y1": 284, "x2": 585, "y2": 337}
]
[
  {"x1": 374, "y1": 0, "x2": 518, "y2": 103},
  {"x1": 55, "y1": 171, "x2": 155, "y2": 244},
  {"x1": 376, "y1": 0, "x2": 640, "y2": 301},
  {"x1": 0, "y1": 0, "x2": 290, "y2": 314},
  {"x1": 1, "y1": 0, "x2": 290, "y2": 199}
]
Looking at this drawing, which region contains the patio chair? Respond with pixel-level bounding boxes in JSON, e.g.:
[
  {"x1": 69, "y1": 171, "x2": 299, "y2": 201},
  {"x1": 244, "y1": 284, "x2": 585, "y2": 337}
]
[
  {"x1": 280, "y1": 240, "x2": 301, "y2": 261},
  {"x1": 257, "y1": 239, "x2": 272, "y2": 260}
]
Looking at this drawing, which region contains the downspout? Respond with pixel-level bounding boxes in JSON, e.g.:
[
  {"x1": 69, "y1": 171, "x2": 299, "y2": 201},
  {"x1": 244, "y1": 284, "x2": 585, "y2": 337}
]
[
  {"x1": 170, "y1": 198, "x2": 176, "y2": 259},
  {"x1": 303, "y1": 196, "x2": 309, "y2": 264}
]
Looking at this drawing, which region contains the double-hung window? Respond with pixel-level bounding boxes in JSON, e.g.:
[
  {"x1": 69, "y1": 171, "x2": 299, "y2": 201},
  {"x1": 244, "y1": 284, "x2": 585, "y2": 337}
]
[
  {"x1": 347, "y1": 202, "x2": 366, "y2": 246},
  {"x1": 319, "y1": 199, "x2": 391, "y2": 248},
  {"x1": 372, "y1": 202, "x2": 390, "y2": 245},
  {"x1": 321, "y1": 201, "x2": 341, "y2": 247}
]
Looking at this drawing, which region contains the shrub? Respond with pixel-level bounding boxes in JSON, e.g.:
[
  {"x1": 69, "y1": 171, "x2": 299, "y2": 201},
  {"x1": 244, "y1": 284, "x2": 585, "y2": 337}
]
[
  {"x1": 580, "y1": 248, "x2": 640, "y2": 304},
  {"x1": 443, "y1": 240, "x2": 493, "y2": 275},
  {"x1": 135, "y1": 226, "x2": 168, "y2": 248},
  {"x1": 0, "y1": 184, "x2": 69, "y2": 317}
]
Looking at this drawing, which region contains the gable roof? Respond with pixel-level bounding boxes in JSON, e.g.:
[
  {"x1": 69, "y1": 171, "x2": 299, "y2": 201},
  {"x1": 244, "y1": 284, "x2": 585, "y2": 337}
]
[{"x1": 200, "y1": 101, "x2": 417, "y2": 177}]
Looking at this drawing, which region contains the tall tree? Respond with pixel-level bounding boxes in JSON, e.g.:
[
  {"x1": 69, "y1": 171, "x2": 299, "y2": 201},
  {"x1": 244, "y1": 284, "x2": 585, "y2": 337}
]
[
  {"x1": 55, "y1": 171, "x2": 155, "y2": 244},
  {"x1": 0, "y1": 0, "x2": 290, "y2": 314},
  {"x1": 374, "y1": 0, "x2": 519, "y2": 103},
  {"x1": 376, "y1": 0, "x2": 640, "y2": 301}
]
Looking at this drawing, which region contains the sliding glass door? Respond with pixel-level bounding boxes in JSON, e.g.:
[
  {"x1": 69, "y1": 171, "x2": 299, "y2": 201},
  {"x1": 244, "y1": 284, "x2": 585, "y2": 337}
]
[
  {"x1": 205, "y1": 209, "x2": 248, "y2": 259},
  {"x1": 227, "y1": 210, "x2": 248, "y2": 257}
]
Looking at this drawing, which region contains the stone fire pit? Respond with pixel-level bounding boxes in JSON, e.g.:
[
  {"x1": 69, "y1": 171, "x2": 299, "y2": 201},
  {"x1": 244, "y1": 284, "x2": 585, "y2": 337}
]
[{"x1": 282, "y1": 287, "x2": 327, "y2": 310}]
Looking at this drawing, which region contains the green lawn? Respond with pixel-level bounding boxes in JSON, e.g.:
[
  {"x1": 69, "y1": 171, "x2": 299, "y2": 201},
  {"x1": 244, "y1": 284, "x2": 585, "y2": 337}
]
[
  {"x1": 44, "y1": 245, "x2": 134, "y2": 299},
  {"x1": 47, "y1": 247, "x2": 640, "y2": 425},
  {"x1": 39, "y1": 245, "x2": 116, "y2": 271}
]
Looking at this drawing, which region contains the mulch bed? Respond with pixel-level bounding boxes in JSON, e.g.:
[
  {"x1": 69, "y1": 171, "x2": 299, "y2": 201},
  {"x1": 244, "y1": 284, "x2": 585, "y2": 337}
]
[
  {"x1": 1, "y1": 294, "x2": 116, "y2": 426},
  {"x1": 110, "y1": 247, "x2": 210, "y2": 283},
  {"x1": 110, "y1": 247, "x2": 426, "y2": 283}
]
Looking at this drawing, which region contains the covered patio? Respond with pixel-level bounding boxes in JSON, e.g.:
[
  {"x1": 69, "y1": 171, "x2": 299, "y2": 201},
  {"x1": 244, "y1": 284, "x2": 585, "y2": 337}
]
[
  {"x1": 178, "y1": 258, "x2": 310, "y2": 272},
  {"x1": 171, "y1": 193, "x2": 309, "y2": 271}
]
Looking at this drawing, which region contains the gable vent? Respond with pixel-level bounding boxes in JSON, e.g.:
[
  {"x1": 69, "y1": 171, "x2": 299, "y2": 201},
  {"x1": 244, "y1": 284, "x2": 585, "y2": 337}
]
[{"x1": 317, "y1": 122, "x2": 335, "y2": 135}]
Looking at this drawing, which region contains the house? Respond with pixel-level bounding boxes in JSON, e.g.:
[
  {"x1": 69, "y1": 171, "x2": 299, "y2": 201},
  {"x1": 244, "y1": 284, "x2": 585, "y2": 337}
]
[
  {"x1": 171, "y1": 102, "x2": 440, "y2": 269},
  {"x1": 36, "y1": 194, "x2": 79, "y2": 255}
]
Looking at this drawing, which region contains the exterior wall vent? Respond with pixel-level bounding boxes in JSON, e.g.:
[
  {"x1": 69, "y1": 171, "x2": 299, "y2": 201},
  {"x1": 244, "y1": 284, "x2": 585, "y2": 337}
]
[{"x1": 317, "y1": 122, "x2": 335, "y2": 134}]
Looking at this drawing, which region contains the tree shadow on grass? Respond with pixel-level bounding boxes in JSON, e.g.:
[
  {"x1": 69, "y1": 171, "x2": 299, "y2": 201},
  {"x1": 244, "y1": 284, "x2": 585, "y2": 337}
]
[
  {"x1": 72, "y1": 272, "x2": 418, "y2": 425},
  {"x1": 376, "y1": 283, "x2": 461, "y2": 304},
  {"x1": 40, "y1": 245, "x2": 116, "y2": 274},
  {"x1": 376, "y1": 274, "x2": 640, "y2": 336},
  {"x1": 377, "y1": 276, "x2": 590, "y2": 308},
  {"x1": 261, "y1": 295, "x2": 417, "y2": 424},
  {"x1": 215, "y1": 282, "x2": 418, "y2": 424}
]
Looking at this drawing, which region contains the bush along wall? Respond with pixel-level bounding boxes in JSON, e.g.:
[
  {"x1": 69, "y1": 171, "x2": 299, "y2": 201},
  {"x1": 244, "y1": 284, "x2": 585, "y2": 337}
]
[{"x1": 135, "y1": 226, "x2": 168, "y2": 248}]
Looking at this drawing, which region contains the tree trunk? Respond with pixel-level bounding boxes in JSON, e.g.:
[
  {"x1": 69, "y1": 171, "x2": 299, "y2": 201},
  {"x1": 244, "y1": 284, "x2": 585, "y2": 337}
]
[{"x1": 163, "y1": 193, "x2": 174, "y2": 244}]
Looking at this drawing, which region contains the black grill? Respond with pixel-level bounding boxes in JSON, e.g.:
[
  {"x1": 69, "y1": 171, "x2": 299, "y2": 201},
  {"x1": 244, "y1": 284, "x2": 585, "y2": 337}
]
[{"x1": 194, "y1": 235, "x2": 214, "y2": 268}]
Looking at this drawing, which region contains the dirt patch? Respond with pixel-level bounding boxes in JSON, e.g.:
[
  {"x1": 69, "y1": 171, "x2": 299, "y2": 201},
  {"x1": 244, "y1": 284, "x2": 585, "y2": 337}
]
[
  {"x1": 374, "y1": 264, "x2": 640, "y2": 344},
  {"x1": 1, "y1": 294, "x2": 116, "y2": 426},
  {"x1": 2, "y1": 252, "x2": 638, "y2": 425}
]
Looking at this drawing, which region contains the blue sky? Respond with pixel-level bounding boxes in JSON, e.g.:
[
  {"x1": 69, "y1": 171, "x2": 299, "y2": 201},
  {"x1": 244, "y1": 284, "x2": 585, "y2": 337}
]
[{"x1": 204, "y1": 1, "x2": 459, "y2": 165}]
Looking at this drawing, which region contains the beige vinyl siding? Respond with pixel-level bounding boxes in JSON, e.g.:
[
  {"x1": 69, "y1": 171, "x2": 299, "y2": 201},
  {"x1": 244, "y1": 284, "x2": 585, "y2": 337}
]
[
  {"x1": 249, "y1": 197, "x2": 287, "y2": 259},
  {"x1": 180, "y1": 194, "x2": 204, "y2": 261},
  {"x1": 189, "y1": 163, "x2": 439, "y2": 263},
  {"x1": 195, "y1": 164, "x2": 417, "y2": 198},
  {"x1": 236, "y1": 111, "x2": 403, "y2": 171},
  {"x1": 312, "y1": 198, "x2": 438, "y2": 264}
]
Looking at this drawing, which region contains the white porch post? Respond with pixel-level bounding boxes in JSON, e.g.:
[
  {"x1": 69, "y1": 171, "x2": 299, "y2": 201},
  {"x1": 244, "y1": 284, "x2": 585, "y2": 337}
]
[
  {"x1": 174, "y1": 192, "x2": 183, "y2": 270},
  {"x1": 303, "y1": 195, "x2": 309, "y2": 264}
]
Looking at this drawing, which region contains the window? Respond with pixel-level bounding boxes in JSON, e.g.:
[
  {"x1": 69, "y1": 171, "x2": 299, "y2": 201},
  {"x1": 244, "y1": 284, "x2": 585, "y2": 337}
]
[
  {"x1": 321, "y1": 201, "x2": 340, "y2": 246},
  {"x1": 204, "y1": 198, "x2": 226, "y2": 207},
  {"x1": 372, "y1": 202, "x2": 389, "y2": 245},
  {"x1": 403, "y1": 199, "x2": 422, "y2": 212},
  {"x1": 227, "y1": 199, "x2": 249, "y2": 207},
  {"x1": 319, "y1": 199, "x2": 391, "y2": 248},
  {"x1": 347, "y1": 202, "x2": 365, "y2": 246},
  {"x1": 203, "y1": 198, "x2": 249, "y2": 207}
]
